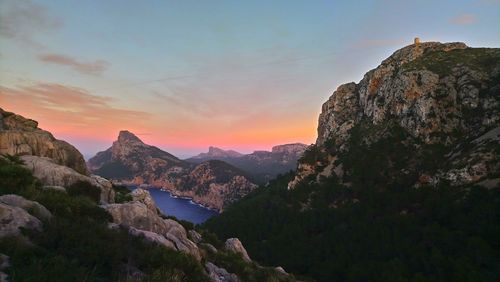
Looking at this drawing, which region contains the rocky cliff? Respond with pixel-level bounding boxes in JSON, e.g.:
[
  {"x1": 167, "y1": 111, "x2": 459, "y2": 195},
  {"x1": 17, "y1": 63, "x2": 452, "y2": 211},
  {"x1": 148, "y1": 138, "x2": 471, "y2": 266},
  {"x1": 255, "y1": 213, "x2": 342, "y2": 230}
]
[
  {"x1": 204, "y1": 41, "x2": 500, "y2": 282},
  {"x1": 89, "y1": 132, "x2": 257, "y2": 211},
  {"x1": 187, "y1": 143, "x2": 308, "y2": 184},
  {"x1": 0, "y1": 108, "x2": 114, "y2": 203},
  {"x1": 0, "y1": 108, "x2": 88, "y2": 175},
  {"x1": 176, "y1": 160, "x2": 257, "y2": 211},
  {"x1": 290, "y1": 41, "x2": 499, "y2": 189}
]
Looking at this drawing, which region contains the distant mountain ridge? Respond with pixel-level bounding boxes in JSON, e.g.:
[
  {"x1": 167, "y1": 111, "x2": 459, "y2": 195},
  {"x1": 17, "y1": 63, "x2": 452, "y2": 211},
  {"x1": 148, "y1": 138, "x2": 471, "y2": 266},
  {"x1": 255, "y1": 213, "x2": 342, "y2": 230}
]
[
  {"x1": 88, "y1": 131, "x2": 257, "y2": 211},
  {"x1": 186, "y1": 143, "x2": 308, "y2": 184}
]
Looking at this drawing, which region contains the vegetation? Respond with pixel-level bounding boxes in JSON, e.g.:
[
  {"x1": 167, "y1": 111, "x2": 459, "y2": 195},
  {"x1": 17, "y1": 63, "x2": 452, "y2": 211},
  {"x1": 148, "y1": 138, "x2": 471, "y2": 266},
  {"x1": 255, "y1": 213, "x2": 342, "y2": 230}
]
[
  {"x1": 0, "y1": 156, "x2": 210, "y2": 282},
  {"x1": 67, "y1": 180, "x2": 102, "y2": 203},
  {"x1": 401, "y1": 48, "x2": 500, "y2": 77},
  {"x1": 113, "y1": 184, "x2": 133, "y2": 203},
  {"x1": 204, "y1": 123, "x2": 500, "y2": 282}
]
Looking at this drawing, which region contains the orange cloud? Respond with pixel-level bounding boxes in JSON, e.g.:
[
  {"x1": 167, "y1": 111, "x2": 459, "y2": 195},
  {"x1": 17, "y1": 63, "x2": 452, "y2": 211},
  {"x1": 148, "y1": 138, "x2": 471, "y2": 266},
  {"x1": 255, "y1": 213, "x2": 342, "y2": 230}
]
[
  {"x1": 0, "y1": 83, "x2": 150, "y2": 140},
  {"x1": 450, "y1": 14, "x2": 476, "y2": 25},
  {"x1": 38, "y1": 53, "x2": 110, "y2": 75}
]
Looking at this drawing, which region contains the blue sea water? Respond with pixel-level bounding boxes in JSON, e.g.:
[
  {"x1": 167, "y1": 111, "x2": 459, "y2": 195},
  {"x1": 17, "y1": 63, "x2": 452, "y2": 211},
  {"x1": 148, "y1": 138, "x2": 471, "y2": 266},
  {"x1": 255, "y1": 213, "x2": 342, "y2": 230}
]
[{"x1": 128, "y1": 186, "x2": 218, "y2": 224}]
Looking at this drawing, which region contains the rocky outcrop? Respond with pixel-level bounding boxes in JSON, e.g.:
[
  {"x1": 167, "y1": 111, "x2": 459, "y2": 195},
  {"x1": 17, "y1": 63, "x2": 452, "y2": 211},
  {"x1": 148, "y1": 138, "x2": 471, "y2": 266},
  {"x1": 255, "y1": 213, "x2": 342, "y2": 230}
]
[
  {"x1": 0, "y1": 203, "x2": 42, "y2": 238},
  {"x1": 224, "y1": 238, "x2": 251, "y2": 262},
  {"x1": 21, "y1": 155, "x2": 115, "y2": 204},
  {"x1": 187, "y1": 143, "x2": 308, "y2": 184},
  {"x1": 0, "y1": 194, "x2": 51, "y2": 240},
  {"x1": 205, "y1": 262, "x2": 240, "y2": 282},
  {"x1": 291, "y1": 42, "x2": 500, "y2": 189},
  {"x1": 0, "y1": 194, "x2": 52, "y2": 221},
  {"x1": 173, "y1": 160, "x2": 258, "y2": 211},
  {"x1": 89, "y1": 131, "x2": 257, "y2": 211},
  {"x1": 0, "y1": 108, "x2": 88, "y2": 175},
  {"x1": 103, "y1": 189, "x2": 201, "y2": 260}
]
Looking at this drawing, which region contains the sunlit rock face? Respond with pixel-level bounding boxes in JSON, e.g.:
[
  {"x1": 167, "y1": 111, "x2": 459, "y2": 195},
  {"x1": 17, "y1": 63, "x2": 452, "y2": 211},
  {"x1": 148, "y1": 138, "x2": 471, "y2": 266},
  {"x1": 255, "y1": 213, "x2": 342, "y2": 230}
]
[
  {"x1": 292, "y1": 42, "x2": 500, "y2": 189},
  {"x1": 0, "y1": 108, "x2": 88, "y2": 175}
]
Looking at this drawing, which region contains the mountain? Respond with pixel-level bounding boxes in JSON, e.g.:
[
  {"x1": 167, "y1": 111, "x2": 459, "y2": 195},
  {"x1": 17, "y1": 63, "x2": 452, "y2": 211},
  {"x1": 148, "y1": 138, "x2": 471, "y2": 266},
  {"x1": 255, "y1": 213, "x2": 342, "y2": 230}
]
[
  {"x1": 190, "y1": 146, "x2": 244, "y2": 159},
  {"x1": 204, "y1": 42, "x2": 500, "y2": 281},
  {"x1": 88, "y1": 131, "x2": 257, "y2": 210},
  {"x1": 88, "y1": 130, "x2": 187, "y2": 184},
  {"x1": 187, "y1": 143, "x2": 308, "y2": 184},
  {"x1": 0, "y1": 109, "x2": 294, "y2": 281}
]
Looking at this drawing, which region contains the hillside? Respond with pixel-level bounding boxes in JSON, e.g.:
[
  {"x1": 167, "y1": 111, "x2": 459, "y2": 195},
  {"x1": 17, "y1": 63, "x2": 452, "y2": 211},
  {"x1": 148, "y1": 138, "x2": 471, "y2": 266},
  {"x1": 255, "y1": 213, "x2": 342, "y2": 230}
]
[
  {"x1": 0, "y1": 109, "x2": 294, "y2": 281},
  {"x1": 204, "y1": 42, "x2": 500, "y2": 281},
  {"x1": 187, "y1": 144, "x2": 308, "y2": 184},
  {"x1": 88, "y1": 132, "x2": 257, "y2": 211}
]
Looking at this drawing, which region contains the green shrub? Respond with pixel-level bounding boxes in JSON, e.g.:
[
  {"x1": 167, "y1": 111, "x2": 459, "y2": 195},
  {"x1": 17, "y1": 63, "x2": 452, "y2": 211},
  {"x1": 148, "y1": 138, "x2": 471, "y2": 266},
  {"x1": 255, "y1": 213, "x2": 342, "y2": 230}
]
[{"x1": 66, "y1": 180, "x2": 102, "y2": 203}]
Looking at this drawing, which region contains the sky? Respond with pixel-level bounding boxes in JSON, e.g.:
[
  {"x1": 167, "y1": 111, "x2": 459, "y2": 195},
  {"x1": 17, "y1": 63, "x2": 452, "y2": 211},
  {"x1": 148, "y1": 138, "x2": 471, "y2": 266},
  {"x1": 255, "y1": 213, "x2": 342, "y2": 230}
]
[{"x1": 1, "y1": 0, "x2": 499, "y2": 159}]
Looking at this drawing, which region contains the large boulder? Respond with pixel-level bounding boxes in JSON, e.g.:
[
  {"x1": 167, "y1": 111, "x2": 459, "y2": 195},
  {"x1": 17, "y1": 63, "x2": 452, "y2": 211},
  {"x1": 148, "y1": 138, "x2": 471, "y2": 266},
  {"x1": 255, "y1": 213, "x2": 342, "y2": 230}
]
[
  {"x1": 21, "y1": 155, "x2": 115, "y2": 204},
  {"x1": 103, "y1": 193, "x2": 201, "y2": 260},
  {"x1": 205, "y1": 262, "x2": 240, "y2": 282},
  {"x1": 130, "y1": 188, "x2": 157, "y2": 213},
  {"x1": 0, "y1": 203, "x2": 42, "y2": 238},
  {"x1": 0, "y1": 108, "x2": 88, "y2": 175},
  {"x1": 0, "y1": 194, "x2": 52, "y2": 221},
  {"x1": 224, "y1": 238, "x2": 251, "y2": 262},
  {"x1": 128, "y1": 226, "x2": 176, "y2": 250}
]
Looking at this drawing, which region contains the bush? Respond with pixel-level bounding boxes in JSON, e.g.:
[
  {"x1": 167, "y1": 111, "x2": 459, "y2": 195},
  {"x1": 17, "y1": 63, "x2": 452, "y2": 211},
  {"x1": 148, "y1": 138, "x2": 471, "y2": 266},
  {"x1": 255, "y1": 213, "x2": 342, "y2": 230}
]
[
  {"x1": 112, "y1": 184, "x2": 133, "y2": 203},
  {"x1": 66, "y1": 181, "x2": 102, "y2": 203}
]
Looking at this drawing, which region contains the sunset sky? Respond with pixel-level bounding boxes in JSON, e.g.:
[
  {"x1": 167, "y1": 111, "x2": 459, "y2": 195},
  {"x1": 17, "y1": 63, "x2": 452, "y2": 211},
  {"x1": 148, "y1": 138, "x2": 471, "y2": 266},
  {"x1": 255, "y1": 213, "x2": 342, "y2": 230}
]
[{"x1": 1, "y1": 0, "x2": 499, "y2": 158}]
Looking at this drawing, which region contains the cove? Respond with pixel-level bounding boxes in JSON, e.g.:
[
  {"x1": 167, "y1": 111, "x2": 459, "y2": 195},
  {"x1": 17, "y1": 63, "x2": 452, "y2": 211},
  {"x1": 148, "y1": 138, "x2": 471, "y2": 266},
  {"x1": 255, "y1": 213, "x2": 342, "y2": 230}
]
[{"x1": 128, "y1": 186, "x2": 218, "y2": 224}]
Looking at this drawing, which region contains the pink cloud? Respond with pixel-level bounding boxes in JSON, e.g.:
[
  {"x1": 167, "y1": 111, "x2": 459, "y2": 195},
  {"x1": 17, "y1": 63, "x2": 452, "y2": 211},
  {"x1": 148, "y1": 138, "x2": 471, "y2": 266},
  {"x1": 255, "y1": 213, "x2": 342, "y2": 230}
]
[
  {"x1": 38, "y1": 53, "x2": 110, "y2": 75},
  {"x1": 0, "y1": 83, "x2": 150, "y2": 139},
  {"x1": 450, "y1": 14, "x2": 477, "y2": 25}
]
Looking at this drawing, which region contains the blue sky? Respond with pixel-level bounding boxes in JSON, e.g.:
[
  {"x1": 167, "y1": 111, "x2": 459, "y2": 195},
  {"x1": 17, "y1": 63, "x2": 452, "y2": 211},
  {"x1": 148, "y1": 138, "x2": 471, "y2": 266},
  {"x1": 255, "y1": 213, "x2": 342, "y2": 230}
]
[{"x1": 1, "y1": 0, "x2": 499, "y2": 158}]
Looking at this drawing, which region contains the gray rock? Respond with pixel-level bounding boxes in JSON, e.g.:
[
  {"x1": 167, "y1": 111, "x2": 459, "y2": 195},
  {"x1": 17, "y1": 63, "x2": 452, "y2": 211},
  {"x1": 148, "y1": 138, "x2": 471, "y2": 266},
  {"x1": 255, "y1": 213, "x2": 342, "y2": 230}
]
[
  {"x1": 130, "y1": 188, "x2": 157, "y2": 213},
  {"x1": 0, "y1": 203, "x2": 42, "y2": 238},
  {"x1": 188, "y1": 229, "x2": 202, "y2": 244},
  {"x1": 0, "y1": 108, "x2": 88, "y2": 175},
  {"x1": 224, "y1": 238, "x2": 251, "y2": 262},
  {"x1": 128, "y1": 226, "x2": 176, "y2": 250},
  {"x1": 205, "y1": 262, "x2": 240, "y2": 282},
  {"x1": 103, "y1": 199, "x2": 201, "y2": 260},
  {"x1": 0, "y1": 194, "x2": 52, "y2": 221},
  {"x1": 21, "y1": 155, "x2": 114, "y2": 204},
  {"x1": 200, "y1": 243, "x2": 218, "y2": 254}
]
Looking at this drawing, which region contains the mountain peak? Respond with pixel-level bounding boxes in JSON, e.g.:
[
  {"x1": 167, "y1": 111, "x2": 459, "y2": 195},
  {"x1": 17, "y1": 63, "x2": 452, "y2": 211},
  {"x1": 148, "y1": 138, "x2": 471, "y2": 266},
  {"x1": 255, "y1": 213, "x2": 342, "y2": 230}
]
[{"x1": 117, "y1": 130, "x2": 143, "y2": 143}]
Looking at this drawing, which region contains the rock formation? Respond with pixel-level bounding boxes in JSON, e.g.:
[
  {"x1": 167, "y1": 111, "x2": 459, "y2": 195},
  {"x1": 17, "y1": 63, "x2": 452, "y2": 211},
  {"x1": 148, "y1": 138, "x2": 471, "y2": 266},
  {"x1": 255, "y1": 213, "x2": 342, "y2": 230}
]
[
  {"x1": 0, "y1": 194, "x2": 52, "y2": 222},
  {"x1": 291, "y1": 42, "x2": 499, "y2": 189},
  {"x1": 103, "y1": 188, "x2": 201, "y2": 260},
  {"x1": 0, "y1": 108, "x2": 88, "y2": 175},
  {"x1": 175, "y1": 160, "x2": 258, "y2": 211},
  {"x1": 224, "y1": 238, "x2": 251, "y2": 262},
  {"x1": 0, "y1": 108, "x2": 114, "y2": 203},
  {"x1": 21, "y1": 155, "x2": 115, "y2": 204},
  {"x1": 205, "y1": 262, "x2": 240, "y2": 282}
]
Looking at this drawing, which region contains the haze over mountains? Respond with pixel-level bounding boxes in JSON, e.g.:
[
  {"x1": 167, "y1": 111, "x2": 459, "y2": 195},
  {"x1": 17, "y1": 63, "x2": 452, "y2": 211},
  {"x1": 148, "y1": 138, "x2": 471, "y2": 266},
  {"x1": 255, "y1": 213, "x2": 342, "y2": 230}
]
[{"x1": 187, "y1": 144, "x2": 307, "y2": 184}]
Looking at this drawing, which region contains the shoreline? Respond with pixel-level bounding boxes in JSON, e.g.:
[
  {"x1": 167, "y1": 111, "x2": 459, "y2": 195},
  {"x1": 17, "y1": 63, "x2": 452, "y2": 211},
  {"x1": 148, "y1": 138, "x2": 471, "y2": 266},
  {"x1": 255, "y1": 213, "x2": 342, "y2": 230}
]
[{"x1": 118, "y1": 181, "x2": 221, "y2": 213}]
